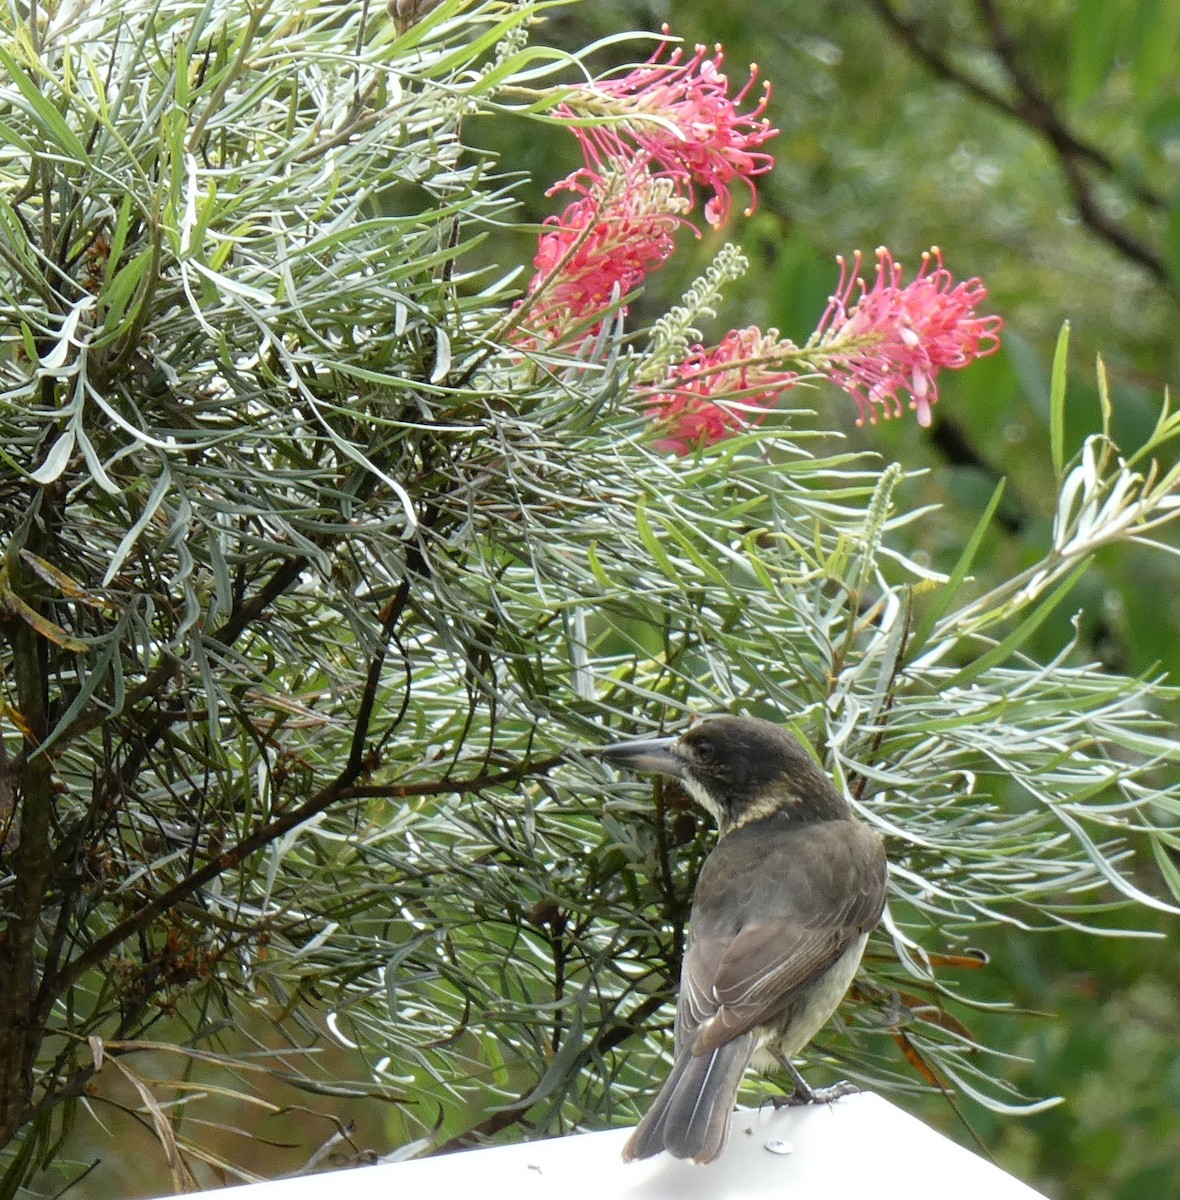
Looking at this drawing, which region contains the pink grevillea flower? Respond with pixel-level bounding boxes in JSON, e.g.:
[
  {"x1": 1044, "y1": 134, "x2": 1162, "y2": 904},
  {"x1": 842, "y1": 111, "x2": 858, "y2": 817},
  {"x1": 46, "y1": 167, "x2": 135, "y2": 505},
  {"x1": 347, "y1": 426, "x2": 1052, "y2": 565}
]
[
  {"x1": 642, "y1": 326, "x2": 797, "y2": 454},
  {"x1": 562, "y1": 30, "x2": 777, "y2": 227},
  {"x1": 810, "y1": 247, "x2": 1003, "y2": 427},
  {"x1": 515, "y1": 163, "x2": 691, "y2": 349}
]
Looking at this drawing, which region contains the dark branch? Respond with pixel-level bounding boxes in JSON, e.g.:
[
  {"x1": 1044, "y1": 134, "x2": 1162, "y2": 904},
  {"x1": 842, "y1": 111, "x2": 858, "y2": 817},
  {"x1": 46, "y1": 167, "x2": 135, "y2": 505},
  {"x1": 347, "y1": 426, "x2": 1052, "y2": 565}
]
[
  {"x1": 339, "y1": 753, "x2": 567, "y2": 800},
  {"x1": 346, "y1": 578, "x2": 409, "y2": 779},
  {"x1": 972, "y1": 0, "x2": 1168, "y2": 286},
  {"x1": 929, "y1": 418, "x2": 1025, "y2": 534},
  {"x1": 433, "y1": 990, "x2": 669, "y2": 1155},
  {"x1": 0, "y1": 548, "x2": 58, "y2": 1146},
  {"x1": 868, "y1": 0, "x2": 1171, "y2": 289},
  {"x1": 42, "y1": 752, "x2": 567, "y2": 1000}
]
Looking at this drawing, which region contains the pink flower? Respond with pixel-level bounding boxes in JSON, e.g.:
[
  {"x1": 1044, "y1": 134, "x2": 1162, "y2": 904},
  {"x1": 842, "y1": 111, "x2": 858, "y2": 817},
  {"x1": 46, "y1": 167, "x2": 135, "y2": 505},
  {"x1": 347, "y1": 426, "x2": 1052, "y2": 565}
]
[
  {"x1": 639, "y1": 251, "x2": 1002, "y2": 452},
  {"x1": 514, "y1": 163, "x2": 691, "y2": 349},
  {"x1": 642, "y1": 326, "x2": 797, "y2": 453},
  {"x1": 810, "y1": 247, "x2": 1003, "y2": 427},
  {"x1": 562, "y1": 29, "x2": 777, "y2": 227}
]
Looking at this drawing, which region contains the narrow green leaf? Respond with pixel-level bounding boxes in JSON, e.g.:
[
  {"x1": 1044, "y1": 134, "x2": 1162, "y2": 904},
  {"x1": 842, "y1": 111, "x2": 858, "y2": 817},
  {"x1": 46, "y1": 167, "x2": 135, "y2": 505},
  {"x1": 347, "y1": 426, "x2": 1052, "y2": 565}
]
[
  {"x1": 0, "y1": 118, "x2": 34, "y2": 155},
  {"x1": 0, "y1": 582, "x2": 89, "y2": 652},
  {"x1": 492, "y1": 1011, "x2": 586, "y2": 1111},
  {"x1": 633, "y1": 497, "x2": 676, "y2": 581},
  {"x1": 39, "y1": 619, "x2": 130, "y2": 756},
  {"x1": 103, "y1": 467, "x2": 172, "y2": 584},
  {"x1": 74, "y1": 425, "x2": 120, "y2": 495},
  {"x1": 657, "y1": 519, "x2": 735, "y2": 588},
  {"x1": 206, "y1": 524, "x2": 234, "y2": 619},
  {"x1": 943, "y1": 558, "x2": 1092, "y2": 691},
  {"x1": 102, "y1": 192, "x2": 136, "y2": 292},
  {"x1": 174, "y1": 38, "x2": 191, "y2": 109},
  {"x1": 1049, "y1": 320, "x2": 1070, "y2": 479},
  {"x1": 1150, "y1": 834, "x2": 1180, "y2": 904},
  {"x1": 907, "y1": 479, "x2": 1006, "y2": 660},
  {"x1": 1095, "y1": 354, "x2": 1112, "y2": 441},
  {"x1": 0, "y1": 196, "x2": 32, "y2": 261},
  {"x1": 0, "y1": 46, "x2": 89, "y2": 164},
  {"x1": 1052, "y1": 801, "x2": 1180, "y2": 915},
  {"x1": 19, "y1": 550, "x2": 109, "y2": 609},
  {"x1": 98, "y1": 248, "x2": 153, "y2": 334},
  {"x1": 586, "y1": 541, "x2": 611, "y2": 589},
  {"x1": 28, "y1": 430, "x2": 76, "y2": 485}
]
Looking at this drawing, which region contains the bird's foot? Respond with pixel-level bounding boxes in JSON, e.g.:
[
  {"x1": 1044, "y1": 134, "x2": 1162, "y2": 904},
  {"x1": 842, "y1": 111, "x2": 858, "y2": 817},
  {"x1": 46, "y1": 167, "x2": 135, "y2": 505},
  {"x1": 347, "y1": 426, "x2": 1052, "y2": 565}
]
[
  {"x1": 770, "y1": 1078, "x2": 859, "y2": 1108},
  {"x1": 763, "y1": 1053, "x2": 860, "y2": 1108}
]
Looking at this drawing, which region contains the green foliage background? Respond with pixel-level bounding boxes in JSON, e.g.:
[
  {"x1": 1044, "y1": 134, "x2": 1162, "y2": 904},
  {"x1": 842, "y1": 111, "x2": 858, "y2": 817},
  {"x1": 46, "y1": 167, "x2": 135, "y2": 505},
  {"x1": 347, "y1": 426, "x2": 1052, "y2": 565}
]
[{"x1": 1, "y1": 2, "x2": 1178, "y2": 1199}]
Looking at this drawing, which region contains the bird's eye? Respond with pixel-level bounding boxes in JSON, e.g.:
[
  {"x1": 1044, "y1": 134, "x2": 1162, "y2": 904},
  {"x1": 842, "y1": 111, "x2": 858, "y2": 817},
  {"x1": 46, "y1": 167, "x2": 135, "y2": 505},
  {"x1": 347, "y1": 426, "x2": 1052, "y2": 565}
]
[{"x1": 690, "y1": 736, "x2": 716, "y2": 763}]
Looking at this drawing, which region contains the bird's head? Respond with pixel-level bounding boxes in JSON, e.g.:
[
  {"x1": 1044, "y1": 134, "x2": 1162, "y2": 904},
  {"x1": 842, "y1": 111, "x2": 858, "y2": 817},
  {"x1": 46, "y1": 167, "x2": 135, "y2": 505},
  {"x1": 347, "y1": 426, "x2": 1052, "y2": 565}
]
[{"x1": 598, "y1": 715, "x2": 851, "y2": 833}]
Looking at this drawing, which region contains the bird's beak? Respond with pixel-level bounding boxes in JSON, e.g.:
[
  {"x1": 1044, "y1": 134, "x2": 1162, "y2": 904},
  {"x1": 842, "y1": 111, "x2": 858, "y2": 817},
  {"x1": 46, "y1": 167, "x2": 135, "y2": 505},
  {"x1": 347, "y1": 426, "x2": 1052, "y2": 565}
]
[{"x1": 596, "y1": 735, "x2": 683, "y2": 778}]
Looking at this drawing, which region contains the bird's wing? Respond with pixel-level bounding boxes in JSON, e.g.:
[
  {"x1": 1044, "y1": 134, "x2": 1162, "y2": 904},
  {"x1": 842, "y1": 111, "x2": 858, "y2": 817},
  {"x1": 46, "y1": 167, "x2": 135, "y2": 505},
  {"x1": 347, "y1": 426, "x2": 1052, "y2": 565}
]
[
  {"x1": 681, "y1": 920, "x2": 840, "y2": 1055},
  {"x1": 684, "y1": 823, "x2": 886, "y2": 1056}
]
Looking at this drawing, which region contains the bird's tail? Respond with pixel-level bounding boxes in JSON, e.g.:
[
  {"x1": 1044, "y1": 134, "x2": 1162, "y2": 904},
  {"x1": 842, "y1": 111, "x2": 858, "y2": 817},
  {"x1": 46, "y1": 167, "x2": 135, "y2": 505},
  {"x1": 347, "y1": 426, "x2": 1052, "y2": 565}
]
[{"x1": 622, "y1": 1032, "x2": 755, "y2": 1165}]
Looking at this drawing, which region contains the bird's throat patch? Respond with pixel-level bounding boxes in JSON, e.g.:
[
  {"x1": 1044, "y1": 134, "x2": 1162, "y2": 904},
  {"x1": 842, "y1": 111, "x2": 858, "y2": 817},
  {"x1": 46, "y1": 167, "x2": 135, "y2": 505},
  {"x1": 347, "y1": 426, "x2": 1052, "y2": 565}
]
[{"x1": 680, "y1": 774, "x2": 725, "y2": 827}]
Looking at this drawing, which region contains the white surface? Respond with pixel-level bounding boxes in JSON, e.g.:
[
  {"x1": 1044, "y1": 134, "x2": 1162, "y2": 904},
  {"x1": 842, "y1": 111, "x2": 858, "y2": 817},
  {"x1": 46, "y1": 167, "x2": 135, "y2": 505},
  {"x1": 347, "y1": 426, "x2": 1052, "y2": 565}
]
[{"x1": 175, "y1": 1093, "x2": 1048, "y2": 1199}]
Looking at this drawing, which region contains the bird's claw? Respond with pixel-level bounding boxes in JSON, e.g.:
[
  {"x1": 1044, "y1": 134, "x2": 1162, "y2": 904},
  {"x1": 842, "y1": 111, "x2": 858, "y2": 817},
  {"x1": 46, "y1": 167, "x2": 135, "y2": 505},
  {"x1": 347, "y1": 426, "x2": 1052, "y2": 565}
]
[{"x1": 768, "y1": 1079, "x2": 859, "y2": 1108}]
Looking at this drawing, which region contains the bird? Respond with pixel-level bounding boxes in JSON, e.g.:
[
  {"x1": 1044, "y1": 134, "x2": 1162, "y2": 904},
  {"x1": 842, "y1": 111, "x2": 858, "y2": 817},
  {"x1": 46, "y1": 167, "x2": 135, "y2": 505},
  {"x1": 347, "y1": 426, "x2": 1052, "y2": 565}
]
[
  {"x1": 598, "y1": 714, "x2": 888, "y2": 1165},
  {"x1": 387, "y1": 0, "x2": 443, "y2": 35}
]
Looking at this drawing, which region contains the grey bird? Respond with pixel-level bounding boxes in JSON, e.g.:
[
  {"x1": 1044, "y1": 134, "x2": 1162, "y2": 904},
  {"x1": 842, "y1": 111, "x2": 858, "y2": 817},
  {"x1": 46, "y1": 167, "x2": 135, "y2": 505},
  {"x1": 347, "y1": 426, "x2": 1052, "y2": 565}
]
[{"x1": 600, "y1": 715, "x2": 887, "y2": 1165}]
